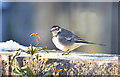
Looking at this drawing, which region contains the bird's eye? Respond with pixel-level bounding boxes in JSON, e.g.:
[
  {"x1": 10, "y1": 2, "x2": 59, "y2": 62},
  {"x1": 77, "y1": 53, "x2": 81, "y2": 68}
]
[
  {"x1": 51, "y1": 27, "x2": 60, "y2": 32},
  {"x1": 56, "y1": 28, "x2": 59, "y2": 31}
]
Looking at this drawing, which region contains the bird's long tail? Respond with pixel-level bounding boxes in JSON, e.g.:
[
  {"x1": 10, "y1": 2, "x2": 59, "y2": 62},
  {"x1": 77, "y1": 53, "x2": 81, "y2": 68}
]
[
  {"x1": 75, "y1": 41, "x2": 106, "y2": 46},
  {"x1": 87, "y1": 42, "x2": 106, "y2": 46}
]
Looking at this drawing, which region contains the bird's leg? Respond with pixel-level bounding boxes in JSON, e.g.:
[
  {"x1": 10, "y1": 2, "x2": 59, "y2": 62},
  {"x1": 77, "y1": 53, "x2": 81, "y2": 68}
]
[
  {"x1": 67, "y1": 51, "x2": 71, "y2": 54},
  {"x1": 62, "y1": 49, "x2": 71, "y2": 55},
  {"x1": 62, "y1": 52, "x2": 66, "y2": 55}
]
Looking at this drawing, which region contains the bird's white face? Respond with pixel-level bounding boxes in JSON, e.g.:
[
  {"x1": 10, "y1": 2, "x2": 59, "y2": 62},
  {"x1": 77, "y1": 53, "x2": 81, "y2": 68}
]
[{"x1": 50, "y1": 26, "x2": 61, "y2": 37}]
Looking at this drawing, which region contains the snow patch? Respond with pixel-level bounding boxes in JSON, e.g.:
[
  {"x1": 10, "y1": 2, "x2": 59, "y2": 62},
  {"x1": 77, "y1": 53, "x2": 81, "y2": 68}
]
[{"x1": 0, "y1": 40, "x2": 28, "y2": 51}]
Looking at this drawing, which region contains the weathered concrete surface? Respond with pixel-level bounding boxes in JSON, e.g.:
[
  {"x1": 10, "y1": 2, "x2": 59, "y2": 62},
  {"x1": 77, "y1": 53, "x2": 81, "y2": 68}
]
[{"x1": 0, "y1": 51, "x2": 119, "y2": 76}]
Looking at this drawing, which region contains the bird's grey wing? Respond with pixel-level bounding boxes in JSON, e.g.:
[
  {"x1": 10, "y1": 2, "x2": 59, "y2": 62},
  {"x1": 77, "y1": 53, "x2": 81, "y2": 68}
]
[
  {"x1": 58, "y1": 36, "x2": 74, "y2": 45},
  {"x1": 73, "y1": 35, "x2": 96, "y2": 44},
  {"x1": 59, "y1": 29, "x2": 82, "y2": 41},
  {"x1": 59, "y1": 29, "x2": 95, "y2": 45},
  {"x1": 58, "y1": 29, "x2": 76, "y2": 45},
  {"x1": 59, "y1": 29, "x2": 77, "y2": 40}
]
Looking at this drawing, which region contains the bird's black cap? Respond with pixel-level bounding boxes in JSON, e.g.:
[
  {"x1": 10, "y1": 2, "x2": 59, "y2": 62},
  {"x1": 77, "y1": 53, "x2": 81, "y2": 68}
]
[{"x1": 51, "y1": 25, "x2": 61, "y2": 29}]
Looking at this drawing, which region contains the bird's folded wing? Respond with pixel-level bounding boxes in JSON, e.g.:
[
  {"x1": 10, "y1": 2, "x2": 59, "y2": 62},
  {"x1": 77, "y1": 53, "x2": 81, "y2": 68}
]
[
  {"x1": 65, "y1": 35, "x2": 95, "y2": 44},
  {"x1": 64, "y1": 34, "x2": 83, "y2": 42}
]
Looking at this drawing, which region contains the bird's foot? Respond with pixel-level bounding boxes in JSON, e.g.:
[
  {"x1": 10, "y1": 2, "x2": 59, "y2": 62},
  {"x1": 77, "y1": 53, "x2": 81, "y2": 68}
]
[
  {"x1": 62, "y1": 51, "x2": 71, "y2": 55},
  {"x1": 62, "y1": 53, "x2": 69, "y2": 55}
]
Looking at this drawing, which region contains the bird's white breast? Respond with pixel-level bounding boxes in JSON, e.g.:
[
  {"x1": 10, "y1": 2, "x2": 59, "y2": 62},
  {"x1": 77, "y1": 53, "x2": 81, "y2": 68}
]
[
  {"x1": 52, "y1": 36, "x2": 84, "y2": 51},
  {"x1": 52, "y1": 36, "x2": 65, "y2": 51}
]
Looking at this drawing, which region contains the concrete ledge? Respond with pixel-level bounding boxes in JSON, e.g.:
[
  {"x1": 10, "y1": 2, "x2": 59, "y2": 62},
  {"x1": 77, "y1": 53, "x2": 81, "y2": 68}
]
[{"x1": 0, "y1": 51, "x2": 119, "y2": 75}]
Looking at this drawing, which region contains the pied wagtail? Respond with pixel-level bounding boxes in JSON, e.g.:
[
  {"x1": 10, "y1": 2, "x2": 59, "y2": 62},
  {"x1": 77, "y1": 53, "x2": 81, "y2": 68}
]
[{"x1": 50, "y1": 25, "x2": 105, "y2": 55}]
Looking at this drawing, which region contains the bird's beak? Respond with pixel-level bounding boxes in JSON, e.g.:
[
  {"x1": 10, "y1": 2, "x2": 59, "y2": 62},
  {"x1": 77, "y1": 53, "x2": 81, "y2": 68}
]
[
  {"x1": 50, "y1": 29, "x2": 52, "y2": 32},
  {"x1": 50, "y1": 29, "x2": 55, "y2": 32}
]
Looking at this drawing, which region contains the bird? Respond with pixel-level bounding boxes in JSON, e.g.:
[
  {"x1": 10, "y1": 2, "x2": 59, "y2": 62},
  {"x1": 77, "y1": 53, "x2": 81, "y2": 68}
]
[{"x1": 50, "y1": 25, "x2": 105, "y2": 55}]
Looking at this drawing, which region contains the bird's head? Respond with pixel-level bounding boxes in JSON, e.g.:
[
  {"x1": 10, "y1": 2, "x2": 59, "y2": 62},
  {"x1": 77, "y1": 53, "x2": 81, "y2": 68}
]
[{"x1": 50, "y1": 25, "x2": 62, "y2": 37}]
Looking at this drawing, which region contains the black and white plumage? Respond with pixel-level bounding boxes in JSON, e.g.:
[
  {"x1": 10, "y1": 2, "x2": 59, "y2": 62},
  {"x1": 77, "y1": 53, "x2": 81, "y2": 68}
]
[{"x1": 50, "y1": 25, "x2": 104, "y2": 55}]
